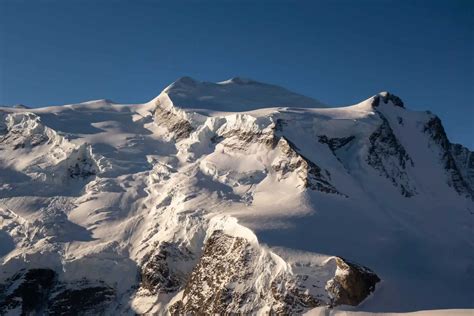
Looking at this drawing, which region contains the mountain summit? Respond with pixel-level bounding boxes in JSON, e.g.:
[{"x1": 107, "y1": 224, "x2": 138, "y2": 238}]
[
  {"x1": 0, "y1": 78, "x2": 473, "y2": 314},
  {"x1": 161, "y1": 76, "x2": 325, "y2": 112}
]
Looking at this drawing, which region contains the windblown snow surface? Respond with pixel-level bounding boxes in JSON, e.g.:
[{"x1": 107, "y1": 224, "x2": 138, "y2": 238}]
[{"x1": 0, "y1": 77, "x2": 473, "y2": 315}]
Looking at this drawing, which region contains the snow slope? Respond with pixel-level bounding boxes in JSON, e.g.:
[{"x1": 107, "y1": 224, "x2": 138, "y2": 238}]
[
  {"x1": 0, "y1": 78, "x2": 473, "y2": 314},
  {"x1": 161, "y1": 76, "x2": 325, "y2": 113}
]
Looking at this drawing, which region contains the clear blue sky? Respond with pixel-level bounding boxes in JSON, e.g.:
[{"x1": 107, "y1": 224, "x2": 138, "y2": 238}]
[{"x1": 1, "y1": 0, "x2": 472, "y2": 148}]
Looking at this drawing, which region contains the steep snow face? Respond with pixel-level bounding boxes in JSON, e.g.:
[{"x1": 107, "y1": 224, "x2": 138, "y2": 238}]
[{"x1": 0, "y1": 81, "x2": 473, "y2": 315}]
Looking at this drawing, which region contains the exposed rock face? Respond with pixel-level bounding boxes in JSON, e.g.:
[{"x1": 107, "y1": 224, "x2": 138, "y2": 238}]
[
  {"x1": 208, "y1": 116, "x2": 342, "y2": 196},
  {"x1": 451, "y1": 143, "x2": 474, "y2": 190},
  {"x1": 48, "y1": 285, "x2": 114, "y2": 316},
  {"x1": 213, "y1": 115, "x2": 278, "y2": 151},
  {"x1": 169, "y1": 231, "x2": 257, "y2": 314},
  {"x1": 326, "y1": 257, "x2": 380, "y2": 306},
  {"x1": 319, "y1": 135, "x2": 355, "y2": 153},
  {"x1": 367, "y1": 116, "x2": 416, "y2": 197},
  {"x1": 424, "y1": 116, "x2": 473, "y2": 199},
  {"x1": 0, "y1": 269, "x2": 114, "y2": 315},
  {"x1": 372, "y1": 92, "x2": 405, "y2": 108},
  {"x1": 273, "y1": 137, "x2": 342, "y2": 195},
  {"x1": 169, "y1": 230, "x2": 327, "y2": 314},
  {"x1": 318, "y1": 135, "x2": 356, "y2": 165},
  {"x1": 0, "y1": 269, "x2": 56, "y2": 314},
  {"x1": 269, "y1": 278, "x2": 322, "y2": 314},
  {"x1": 140, "y1": 242, "x2": 194, "y2": 294},
  {"x1": 217, "y1": 126, "x2": 277, "y2": 151},
  {"x1": 154, "y1": 101, "x2": 193, "y2": 140}
]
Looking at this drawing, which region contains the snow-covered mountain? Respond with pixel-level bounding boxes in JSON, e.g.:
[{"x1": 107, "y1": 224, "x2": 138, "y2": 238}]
[{"x1": 0, "y1": 77, "x2": 473, "y2": 315}]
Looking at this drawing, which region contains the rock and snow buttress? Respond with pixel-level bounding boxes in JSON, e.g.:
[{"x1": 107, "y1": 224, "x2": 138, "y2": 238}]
[{"x1": 0, "y1": 78, "x2": 473, "y2": 315}]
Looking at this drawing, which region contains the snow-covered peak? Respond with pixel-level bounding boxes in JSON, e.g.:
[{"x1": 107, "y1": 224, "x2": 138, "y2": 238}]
[{"x1": 161, "y1": 76, "x2": 325, "y2": 112}]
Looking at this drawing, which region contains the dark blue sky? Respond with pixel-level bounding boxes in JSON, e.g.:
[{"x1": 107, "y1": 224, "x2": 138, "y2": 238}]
[{"x1": 1, "y1": 0, "x2": 472, "y2": 148}]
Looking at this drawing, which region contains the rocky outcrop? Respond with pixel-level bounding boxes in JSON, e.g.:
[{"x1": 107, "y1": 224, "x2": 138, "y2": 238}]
[
  {"x1": 451, "y1": 143, "x2": 474, "y2": 191},
  {"x1": 169, "y1": 231, "x2": 380, "y2": 314},
  {"x1": 169, "y1": 230, "x2": 323, "y2": 314},
  {"x1": 273, "y1": 137, "x2": 343, "y2": 195},
  {"x1": 367, "y1": 116, "x2": 416, "y2": 197},
  {"x1": 318, "y1": 135, "x2": 356, "y2": 165},
  {"x1": 140, "y1": 242, "x2": 194, "y2": 294},
  {"x1": 154, "y1": 101, "x2": 193, "y2": 140},
  {"x1": 269, "y1": 278, "x2": 322, "y2": 314},
  {"x1": 326, "y1": 257, "x2": 380, "y2": 306},
  {"x1": 0, "y1": 269, "x2": 56, "y2": 314},
  {"x1": 169, "y1": 230, "x2": 259, "y2": 314},
  {"x1": 0, "y1": 269, "x2": 114, "y2": 315},
  {"x1": 212, "y1": 115, "x2": 278, "y2": 151},
  {"x1": 319, "y1": 135, "x2": 355, "y2": 152},
  {"x1": 216, "y1": 127, "x2": 277, "y2": 151},
  {"x1": 48, "y1": 284, "x2": 114, "y2": 316},
  {"x1": 372, "y1": 91, "x2": 404, "y2": 108},
  {"x1": 424, "y1": 117, "x2": 473, "y2": 199}
]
